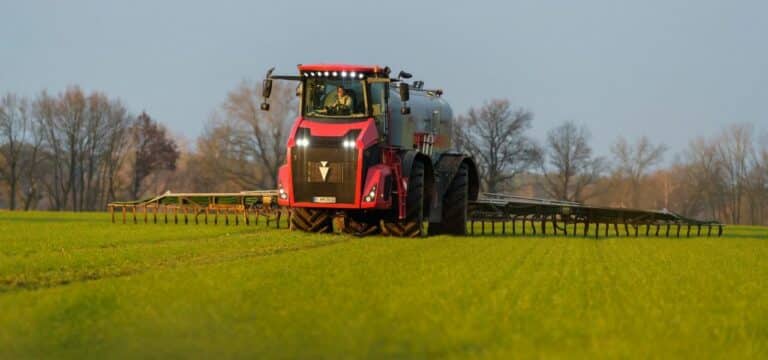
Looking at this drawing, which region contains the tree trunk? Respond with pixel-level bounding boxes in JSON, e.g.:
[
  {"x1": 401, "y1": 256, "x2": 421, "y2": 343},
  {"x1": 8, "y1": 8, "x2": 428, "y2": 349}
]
[{"x1": 8, "y1": 160, "x2": 17, "y2": 210}]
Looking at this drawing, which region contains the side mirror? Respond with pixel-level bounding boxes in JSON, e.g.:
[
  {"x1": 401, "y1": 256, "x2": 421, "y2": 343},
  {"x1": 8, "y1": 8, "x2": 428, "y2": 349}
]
[
  {"x1": 262, "y1": 78, "x2": 273, "y2": 98},
  {"x1": 399, "y1": 83, "x2": 410, "y2": 102},
  {"x1": 261, "y1": 67, "x2": 275, "y2": 112},
  {"x1": 399, "y1": 83, "x2": 411, "y2": 115},
  {"x1": 398, "y1": 70, "x2": 412, "y2": 79}
]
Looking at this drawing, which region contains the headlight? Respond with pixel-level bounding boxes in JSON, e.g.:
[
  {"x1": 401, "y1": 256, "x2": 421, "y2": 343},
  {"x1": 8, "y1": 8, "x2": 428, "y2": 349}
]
[
  {"x1": 342, "y1": 139, "x2": 356, "y2": 149},
  {"x1": 363, "y1": 185, "x2": 377, "y2": 202},
  {"x1": 278, "y1": 184, "x2": 288, "y2": 199},
  {"x1": 296, "y1": 138, "x2": 310, "y2": 147}
]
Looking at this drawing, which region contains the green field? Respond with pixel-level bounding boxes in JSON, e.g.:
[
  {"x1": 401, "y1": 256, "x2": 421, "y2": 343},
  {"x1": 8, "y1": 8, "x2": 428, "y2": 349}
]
[{"x1": 0, "y1": 212, "x2": 766, "y2": 359}]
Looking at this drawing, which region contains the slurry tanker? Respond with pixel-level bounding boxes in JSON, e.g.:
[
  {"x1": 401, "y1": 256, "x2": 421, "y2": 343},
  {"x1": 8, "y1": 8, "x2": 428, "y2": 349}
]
[{"x1": 109, "y1": 64, "x2": 723, "y2": 238}]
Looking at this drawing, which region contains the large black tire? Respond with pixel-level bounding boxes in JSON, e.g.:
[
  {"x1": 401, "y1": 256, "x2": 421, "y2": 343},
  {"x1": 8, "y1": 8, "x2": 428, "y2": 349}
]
[
  {"x1": 429, "y1": 162, "x2": 469, "y2": 235},
  {"x1": 290, "y1": 208, "x2": 333, "y2": 233},
  {"x1": 342, "y1": 213, "x2": 380, "y2": 236},
  {"x1": 381, "y1": 161, "x2": 425, "y2": 237}
]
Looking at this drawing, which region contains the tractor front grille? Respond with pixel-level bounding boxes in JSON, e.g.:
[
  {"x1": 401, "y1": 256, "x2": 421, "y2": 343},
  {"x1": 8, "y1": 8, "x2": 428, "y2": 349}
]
[{"x1": 291, "y1": 141, "x2": 358, "y2": 204}]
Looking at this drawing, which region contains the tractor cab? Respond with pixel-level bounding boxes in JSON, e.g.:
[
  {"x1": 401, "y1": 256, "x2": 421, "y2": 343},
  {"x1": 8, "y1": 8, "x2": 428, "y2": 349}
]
[{"x1": 297, "y1": 65, "x2": 392, "y2": 145}]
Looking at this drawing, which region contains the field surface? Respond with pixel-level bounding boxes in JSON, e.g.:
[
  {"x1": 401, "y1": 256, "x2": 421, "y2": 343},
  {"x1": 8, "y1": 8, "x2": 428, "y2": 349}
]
[{"x1": 0, "y1": 212, "x2": 766, "y2": 359}]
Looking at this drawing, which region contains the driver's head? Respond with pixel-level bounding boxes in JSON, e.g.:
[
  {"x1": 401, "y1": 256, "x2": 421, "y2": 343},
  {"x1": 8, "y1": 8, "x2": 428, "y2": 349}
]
[{"x1": 336, "y1": 86, "x2": 345, "y2": 97}]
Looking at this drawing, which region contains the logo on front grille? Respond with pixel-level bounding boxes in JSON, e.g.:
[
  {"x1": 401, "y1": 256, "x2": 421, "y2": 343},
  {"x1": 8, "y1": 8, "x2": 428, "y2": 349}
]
[{"x1": 319, "y1": 161, "x2": 330, "y2": 182}]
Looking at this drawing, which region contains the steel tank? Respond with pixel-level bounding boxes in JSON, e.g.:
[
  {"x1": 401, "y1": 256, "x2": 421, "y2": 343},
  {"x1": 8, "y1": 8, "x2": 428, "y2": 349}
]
[{"x1": 387, "y1": 85, "x2": 453, "y2": 154}]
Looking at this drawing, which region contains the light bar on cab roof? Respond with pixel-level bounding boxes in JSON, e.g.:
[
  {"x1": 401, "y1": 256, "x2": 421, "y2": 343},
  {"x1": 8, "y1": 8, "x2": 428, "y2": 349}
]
[{"x1": 301, "y1": 70, "x2": 367, "y2": 79}]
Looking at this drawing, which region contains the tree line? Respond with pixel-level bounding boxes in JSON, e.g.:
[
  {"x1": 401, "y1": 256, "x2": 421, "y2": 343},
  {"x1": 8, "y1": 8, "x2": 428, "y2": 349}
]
[
  {"x1": 1, "y1": 84, "x2": 766, "y2": 225},
  {"x1": 0, "y1": 88, "x2": 178, "y2": 211}
]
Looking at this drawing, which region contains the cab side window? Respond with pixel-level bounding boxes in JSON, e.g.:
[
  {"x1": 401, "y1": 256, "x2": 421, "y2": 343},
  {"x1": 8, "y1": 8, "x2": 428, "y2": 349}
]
[{"x1": 370, "y1": 82, "x2": 388, "y2": 135}]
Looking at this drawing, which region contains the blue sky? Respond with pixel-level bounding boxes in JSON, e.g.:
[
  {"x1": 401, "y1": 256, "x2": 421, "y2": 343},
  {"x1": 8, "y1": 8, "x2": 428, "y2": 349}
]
[{"x1": 2, "y1": 0, "x2": 766, "y2": 158}]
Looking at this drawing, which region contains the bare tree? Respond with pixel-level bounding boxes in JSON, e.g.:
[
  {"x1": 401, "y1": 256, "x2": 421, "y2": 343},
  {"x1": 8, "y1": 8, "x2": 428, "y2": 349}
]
[
  {"x1": 31, "y1": 88, "x2": 133, "y2": 210},
  {"x1": 18, "y1": 118, "x2": 45, "y2": 210},
  {"x1": 678, "y1": 137, "x2": 725, "y2": 220},
  {"x1": 101, "y1": 99, "x2": 133, "y2": 204},
  {"x1": 129, "y1": 112, "x2": 179, "y2": 200},
  {"x1": 749, "y1": 135, "x2": 768, "y2": 224},
  {"x1": 0, "y1": 94, "x2": 32, "y2": 210},
  {"x1": 454, "y1": 99, "x2": 540, "y2": 193},
  {"x1": 539, "y1": 121, "x2": 605, "y2": 202},
  {"x1": 715, "y1": 123, "x2": 753, "y2": 224},
  {"x1": 610, "y1": 136, "x2": 667, "y2": 208},
  {"x1": 195, "y1": 80, "x2": 296, "y2": 190}
]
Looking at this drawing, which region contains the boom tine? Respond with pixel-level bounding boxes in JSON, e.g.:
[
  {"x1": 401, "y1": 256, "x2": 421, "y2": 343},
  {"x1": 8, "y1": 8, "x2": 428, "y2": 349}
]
[
  {"x1": 665, "y1": 223, "x2": 671, "y2": 237},
  {"x1": 276, "y1": 209, "x2": 281, "y2": 229},
  {"x1": 551, "y1": 214, "x2": 557, "y2": 235},
  {"x1": 563, "y1": 216, "x2": 568, "y2": 236}
]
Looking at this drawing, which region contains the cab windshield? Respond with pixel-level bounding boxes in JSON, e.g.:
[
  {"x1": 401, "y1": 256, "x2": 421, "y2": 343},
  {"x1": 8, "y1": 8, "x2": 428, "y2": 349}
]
[{"x1": 303, "y1": 77, "x2": 367, "y2": 119}]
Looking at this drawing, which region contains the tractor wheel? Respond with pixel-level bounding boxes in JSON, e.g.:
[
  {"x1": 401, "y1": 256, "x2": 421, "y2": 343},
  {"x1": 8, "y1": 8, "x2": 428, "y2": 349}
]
[
  {"x1": 381, "y1": 161, "x2": 424, "y2": 237},
  {"x1": 429, "y1": 162, "x2": 469, "y2": 235},
  {"x1": 290, "y1": 208, "x2": 333, "y2": 233},
  {"x1": 343, "y1": 213, "x2": 380, "y2": 236}
]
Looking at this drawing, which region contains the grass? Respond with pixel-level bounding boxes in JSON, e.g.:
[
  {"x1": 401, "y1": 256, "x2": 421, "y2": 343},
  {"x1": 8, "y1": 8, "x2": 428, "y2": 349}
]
[{"x1": 0, "y1": 211, "x2": 766, "y2": 359}]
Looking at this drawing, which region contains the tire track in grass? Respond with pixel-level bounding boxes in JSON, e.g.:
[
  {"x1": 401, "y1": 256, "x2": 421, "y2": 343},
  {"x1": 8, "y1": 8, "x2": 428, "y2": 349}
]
[
  {"x1": 0, "y1": 225, "x2": 262, "y2": 257},
  {"x1": 0, "y1": 235, "x2": 353, "y2": 294}
]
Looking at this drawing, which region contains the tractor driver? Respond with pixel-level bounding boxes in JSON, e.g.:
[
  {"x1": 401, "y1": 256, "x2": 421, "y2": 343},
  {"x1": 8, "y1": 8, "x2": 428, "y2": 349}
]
[{"x1": 330, "y1": 86, "x2": 352, "y2": 114}]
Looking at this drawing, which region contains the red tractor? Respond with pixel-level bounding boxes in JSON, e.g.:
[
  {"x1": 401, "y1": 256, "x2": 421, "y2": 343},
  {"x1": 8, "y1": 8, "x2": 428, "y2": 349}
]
[{"x1": 261, "y1": 64, "x2": 479, "y2": 236}]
